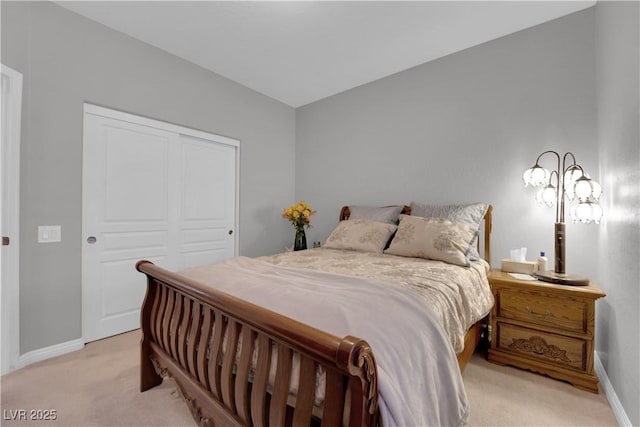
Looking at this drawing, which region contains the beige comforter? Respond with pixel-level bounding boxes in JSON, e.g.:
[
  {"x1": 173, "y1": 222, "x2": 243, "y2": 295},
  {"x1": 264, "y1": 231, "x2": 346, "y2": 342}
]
[{"x1": 259, "y1": 247, "x2": 494, "y2": 354}]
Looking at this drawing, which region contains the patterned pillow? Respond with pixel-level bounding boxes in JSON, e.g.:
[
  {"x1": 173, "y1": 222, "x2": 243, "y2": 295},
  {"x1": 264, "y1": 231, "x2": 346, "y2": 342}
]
[
  {"x1": 348, "y1": 205, "x2": 404, "y2": 224},
  {"x1": 385, "y1": 215, "x2": 477, "y2": 266},
  {"x1": 324, "y1": 219, "x2": 398, "y2": 253},
  {"x1": 409, "y1": 202, "x2": 488, "y2": 260}
]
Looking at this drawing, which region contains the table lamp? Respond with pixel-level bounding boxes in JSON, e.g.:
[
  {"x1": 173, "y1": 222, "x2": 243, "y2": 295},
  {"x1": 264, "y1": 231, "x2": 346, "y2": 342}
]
[{"x1": 522, "y1": 151, "x2": 602, "y2": 285}]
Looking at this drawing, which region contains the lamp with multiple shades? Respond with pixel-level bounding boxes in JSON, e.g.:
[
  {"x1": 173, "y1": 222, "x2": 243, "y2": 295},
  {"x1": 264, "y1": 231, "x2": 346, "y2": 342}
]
[{"x1": 522, "y1": 151, "x2": 602, "y2": 285}]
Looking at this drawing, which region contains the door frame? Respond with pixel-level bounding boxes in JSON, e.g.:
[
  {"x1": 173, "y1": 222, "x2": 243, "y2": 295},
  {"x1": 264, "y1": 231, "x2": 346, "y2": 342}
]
[
  {"x1": 1, "y1": 64, "x2": 23, "y2": 374},
  {"x1": 81, "y1": 103, "x2": 240, "y2": 342}
]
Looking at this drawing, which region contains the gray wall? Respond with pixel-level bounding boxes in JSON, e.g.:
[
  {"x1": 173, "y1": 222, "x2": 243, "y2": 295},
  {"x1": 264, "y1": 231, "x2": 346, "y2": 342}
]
[
  {"x1": 296, "y1": 9, "x2": 599, "y2": 280},
  {"x1": 1, "y1": 1, "x2": 296, "y2": 353},
  {"x1": 595, "y1": 2, "x2": 640, "y2": 425}
]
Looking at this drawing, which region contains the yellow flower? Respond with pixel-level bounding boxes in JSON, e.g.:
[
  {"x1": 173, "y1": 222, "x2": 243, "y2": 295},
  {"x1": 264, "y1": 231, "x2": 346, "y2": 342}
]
[{"x1": 282, "y1": 200, "x2": 316, "y2": 229}]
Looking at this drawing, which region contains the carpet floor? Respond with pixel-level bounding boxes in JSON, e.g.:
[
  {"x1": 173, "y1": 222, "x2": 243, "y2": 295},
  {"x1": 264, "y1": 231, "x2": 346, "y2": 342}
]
[{"x1": 1, "y1": 330, "x2": 618, "y2": 426}]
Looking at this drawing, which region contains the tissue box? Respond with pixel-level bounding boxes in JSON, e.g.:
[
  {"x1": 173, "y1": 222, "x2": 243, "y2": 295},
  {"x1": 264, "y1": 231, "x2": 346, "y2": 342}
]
[{"x1": 501, "y1": 259, "x2": 538, "y2": 274}]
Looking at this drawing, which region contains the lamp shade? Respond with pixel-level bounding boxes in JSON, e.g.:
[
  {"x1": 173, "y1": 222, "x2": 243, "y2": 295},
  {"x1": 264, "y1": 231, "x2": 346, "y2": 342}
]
[
  {"x1": 571, "y1": 201, "x2": 603, "y2": 224},
  {"x1": 536, "y1": 184, "x2": 557, "y2": 207},
  {"x1": 563, "y1": 168, "x2": 585, "y2": 201},
  {"x1": 523, "y1": 164, "x2": 549, "y2": 187},
  {"x1": 574, "y1": 176, "x2": 602, "y2": 202}
]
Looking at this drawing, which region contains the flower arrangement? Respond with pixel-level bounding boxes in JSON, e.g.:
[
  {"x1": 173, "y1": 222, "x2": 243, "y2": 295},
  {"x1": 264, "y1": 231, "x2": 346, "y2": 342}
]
[{"x1": 282, "y1": 200, "x2": 316, "y2": 231}]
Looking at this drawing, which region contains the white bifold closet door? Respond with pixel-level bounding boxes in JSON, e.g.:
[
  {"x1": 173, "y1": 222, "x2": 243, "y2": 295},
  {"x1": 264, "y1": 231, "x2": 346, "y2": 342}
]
[{"x1": 82, "y1": 104, "x2": 238, "y2": 343}]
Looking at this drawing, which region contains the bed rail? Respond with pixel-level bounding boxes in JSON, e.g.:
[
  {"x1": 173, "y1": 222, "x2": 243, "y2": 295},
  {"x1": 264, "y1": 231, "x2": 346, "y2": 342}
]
[{"x1": 136, "y1": 260, "x2": 379, "y2": 427}]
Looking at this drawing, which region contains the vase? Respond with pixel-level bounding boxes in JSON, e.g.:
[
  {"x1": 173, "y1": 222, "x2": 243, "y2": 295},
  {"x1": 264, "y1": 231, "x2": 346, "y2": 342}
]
[{"x1": 294, "y1": 227, "x2": 307, "y2": 251}]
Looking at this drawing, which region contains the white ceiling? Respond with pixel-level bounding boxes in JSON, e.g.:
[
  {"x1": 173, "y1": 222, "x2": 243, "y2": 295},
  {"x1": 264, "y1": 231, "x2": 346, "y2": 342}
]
[{"x1": 56, "y1": 1, "x2": 595, "y2": 108}]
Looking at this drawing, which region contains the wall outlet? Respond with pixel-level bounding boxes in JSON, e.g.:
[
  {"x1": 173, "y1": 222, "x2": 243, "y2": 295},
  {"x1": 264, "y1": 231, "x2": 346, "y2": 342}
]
[{"x1": 38, "y1": 225, "x2": 61, "y2": 243}]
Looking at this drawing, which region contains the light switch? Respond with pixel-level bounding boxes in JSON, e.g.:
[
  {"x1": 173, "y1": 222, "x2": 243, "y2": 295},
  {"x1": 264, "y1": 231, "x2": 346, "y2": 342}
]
[{"x1": 38, "y1": 225, "x2": 61, "y2": 243}]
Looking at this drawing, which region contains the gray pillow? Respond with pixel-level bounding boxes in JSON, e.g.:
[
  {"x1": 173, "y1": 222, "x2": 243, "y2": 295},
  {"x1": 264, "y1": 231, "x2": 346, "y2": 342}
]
[
  {"x1": 348, "y1": 205, "x2": 404, "y2": 224},
  {"x1": 409, "y1": 202, "x2": 488, "y2": 260}
]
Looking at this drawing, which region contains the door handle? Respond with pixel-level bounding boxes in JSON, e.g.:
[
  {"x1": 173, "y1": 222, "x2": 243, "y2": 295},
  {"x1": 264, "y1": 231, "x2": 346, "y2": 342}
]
[
  {"x1": 2, "y1": 236, "x2": 9, "y2": 246},
  {"x1": 228, "y1": 230, "x2": 234, "y2": 235},
  {"x1": 87, "y1": 236, "x2": 97, "y2": 244}
]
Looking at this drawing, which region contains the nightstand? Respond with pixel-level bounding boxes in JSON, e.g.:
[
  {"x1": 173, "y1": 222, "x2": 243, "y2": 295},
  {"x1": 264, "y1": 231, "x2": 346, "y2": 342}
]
[{"x1": 487, "y1": 270, "x2": 606, "y2": 393}]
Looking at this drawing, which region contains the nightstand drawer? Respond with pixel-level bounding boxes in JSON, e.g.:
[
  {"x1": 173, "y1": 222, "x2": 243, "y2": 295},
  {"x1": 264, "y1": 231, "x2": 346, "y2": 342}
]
[
  {"x1": 498, "y1": 289, "x2": 587, "y2": 333},
  {"x1": 496, "y1": 322, "x2": 587, "y2": 371}
]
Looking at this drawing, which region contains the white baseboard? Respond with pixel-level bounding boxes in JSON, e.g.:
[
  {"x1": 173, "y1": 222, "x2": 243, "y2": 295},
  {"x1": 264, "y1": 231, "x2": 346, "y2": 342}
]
[
  {"x1": 16, "y1": 338, "x2": 84, "y2": 371},
  {"x1": 595, "y1": 351, "x2": 632, "y2": 427}
]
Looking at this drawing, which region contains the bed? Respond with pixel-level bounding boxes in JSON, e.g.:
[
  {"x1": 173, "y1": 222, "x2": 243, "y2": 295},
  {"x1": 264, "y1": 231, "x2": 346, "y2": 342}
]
[{"x1": 136, "y1": 203, "x2": 494, "y2": 427}]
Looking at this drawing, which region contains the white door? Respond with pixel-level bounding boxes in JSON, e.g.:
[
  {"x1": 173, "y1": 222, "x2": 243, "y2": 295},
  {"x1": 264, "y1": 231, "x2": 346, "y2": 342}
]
[
  {"x1": 1, "y1": 65, "x2": 22, "y2": 374},
  {"x1": 178, "y1": 133, "x2": 237, "y2": 267},
  {"x1": 82, "y1": 105, "x2": 238, "y2": 343}
]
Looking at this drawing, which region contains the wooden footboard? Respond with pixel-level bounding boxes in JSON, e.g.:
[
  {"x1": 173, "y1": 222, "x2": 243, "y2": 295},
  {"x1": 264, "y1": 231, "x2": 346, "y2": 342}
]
[{"x1": 136, "y1": 260, "x2": 380, "y2": 427}]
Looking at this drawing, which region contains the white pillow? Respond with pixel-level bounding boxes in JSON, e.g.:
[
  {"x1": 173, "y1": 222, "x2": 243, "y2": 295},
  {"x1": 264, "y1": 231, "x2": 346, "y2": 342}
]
[
  {"x1": 325, "y1": 219, "x2": 398, "y2": 254},
  {"x1": 385, "y1": 215, "x2": 477, "y2": 266},
  {"x1": 409, "y1": 202, "x2": 488, "y2": 260}
]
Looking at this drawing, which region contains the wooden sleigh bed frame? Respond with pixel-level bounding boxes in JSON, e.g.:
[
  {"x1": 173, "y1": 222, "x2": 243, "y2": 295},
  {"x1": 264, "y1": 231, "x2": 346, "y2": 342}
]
[{"x1": 136, "y1": 204, "x2": 493, "y2": 427}]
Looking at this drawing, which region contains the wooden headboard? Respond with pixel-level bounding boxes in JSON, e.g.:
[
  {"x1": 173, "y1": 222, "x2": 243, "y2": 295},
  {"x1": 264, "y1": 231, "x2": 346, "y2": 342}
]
[
  {"x1": 338, "y1": 205, "x2": 411, "y2": 221},
  {"x1": 338, "y1": 204, "x2": 493, "y2": 265},
  {"x1": 482, "y1": 205, "x2": 493, "y2": 265}
]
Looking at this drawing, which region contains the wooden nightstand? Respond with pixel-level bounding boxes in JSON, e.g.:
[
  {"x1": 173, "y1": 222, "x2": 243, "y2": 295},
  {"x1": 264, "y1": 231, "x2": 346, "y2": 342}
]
[{"x1": 487, "y1": 270, "x2": 605, "y2": 393}]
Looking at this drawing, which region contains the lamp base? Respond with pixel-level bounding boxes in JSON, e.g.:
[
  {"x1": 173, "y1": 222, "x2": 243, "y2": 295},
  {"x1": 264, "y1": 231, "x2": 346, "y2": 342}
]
[{"x1": 534, "y1": 270, "x2": 590, "y2": 286}]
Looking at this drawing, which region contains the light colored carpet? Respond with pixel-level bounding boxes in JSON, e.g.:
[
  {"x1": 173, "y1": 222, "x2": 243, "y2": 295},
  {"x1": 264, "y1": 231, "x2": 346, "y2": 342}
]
[
  {"x1": 1, "y1": 330, "x2": 618, "y2": 426},
  {"x1": 462, "y1": 350, "x2": 617, "y2": 426},
  {"x1": 1, "y1": 330, "x2": 194, "y2": 427}
]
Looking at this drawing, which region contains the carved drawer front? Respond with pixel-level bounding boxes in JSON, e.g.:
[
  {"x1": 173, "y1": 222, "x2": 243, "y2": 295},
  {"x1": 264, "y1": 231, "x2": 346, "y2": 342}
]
[
  {"x1": 498, "y1": 289, "x2": 586, "y2": 333},
  {"x1": 496, "y1": 323, "x2": 587, "y2": 371}
]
